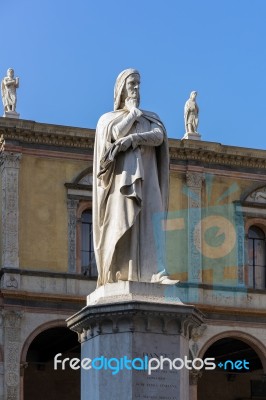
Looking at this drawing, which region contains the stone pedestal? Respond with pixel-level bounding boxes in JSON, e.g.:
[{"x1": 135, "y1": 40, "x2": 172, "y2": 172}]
[
  {"x1": 3, "y1": 111, "x2": 20, "y2": 119},
  {"x1": 182, "y1": 132, "x2": 201, "y2": 140},
  {"x1": 67, "y1": 282, "x2": 204, "y2": 400}
]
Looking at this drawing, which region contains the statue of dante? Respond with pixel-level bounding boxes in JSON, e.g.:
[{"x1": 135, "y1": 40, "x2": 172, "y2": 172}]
[
  {"x1": 1, "y1": 68, "x2": 19, "y2": 112},
  {"x1": 93, "y1": 68, "x2": 171, "y2": 287},
  {"x1": 184, "y1": 91, "x2": 199, "y2": 133}
]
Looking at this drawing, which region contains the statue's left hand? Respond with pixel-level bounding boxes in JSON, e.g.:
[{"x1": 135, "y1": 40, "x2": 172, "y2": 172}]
[{"x1": 115, "y1": 135, "x2": 132, "y2": 152}]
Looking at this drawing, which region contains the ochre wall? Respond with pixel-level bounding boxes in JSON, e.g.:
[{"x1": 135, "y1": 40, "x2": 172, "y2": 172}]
[
  {"x1": 169, "y1": 172, "x2": 185, "y2": 212},
  {"x1": 17, "y1": 152, "x2": 266, "y2": 277},
  {"x1": 19, "y1": 154, "x2": 88, "y2": 272}
]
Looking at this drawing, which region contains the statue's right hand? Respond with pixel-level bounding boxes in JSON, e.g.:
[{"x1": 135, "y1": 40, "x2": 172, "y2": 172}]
[{"x1": 125, "y1": 97, "x2": 138, "y2": 111}]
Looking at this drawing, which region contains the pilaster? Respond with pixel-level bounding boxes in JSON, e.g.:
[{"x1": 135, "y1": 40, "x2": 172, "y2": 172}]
[
  {"x1": 1, "y1": 152, "x2": 21, "y2": 269},
  {"x1": 186, "y1": 172, "x2": 204, "y2": 284},
  {"x1": 189, "y1": 370, "x2": 202, "y2": 400},
  {"x1": 3, "y1": 311, "x2": 23, "y2": 400},
  {"x1": 67, "y1": 199, "x2": 79, "y2": 273}
]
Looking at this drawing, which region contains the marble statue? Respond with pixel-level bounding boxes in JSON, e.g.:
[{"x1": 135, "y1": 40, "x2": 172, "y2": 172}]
[
  {"x1": 93, "y1": 68, "x2": 172, "y2": 287},
  {"x1": 1, "y1": 68, "x2": 19, "y2": 115},
  {"x1": 184, "y1": 91, "x2": 199, "y2": 134}
]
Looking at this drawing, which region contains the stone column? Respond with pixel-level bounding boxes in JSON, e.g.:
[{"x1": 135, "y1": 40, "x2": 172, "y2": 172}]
[
  {"x1": 189, "y1": 370, "x2": 202, "y2": 400},
  {"x1": 67, "y1": 282, "x2": 204, "y2": 400},
  {"x1": 3, "y1": 311, "x2": 22, "y2": 400},
  {"x1": 67, "y1": 199, "x2": 79, "y2": 273},
  {"x1": 0, "y1": 362, "x2": 4, "y2": 400},
  {"x1": 186, "y1": 172, "x2": 204, "y2": 284},
  {"x1": 1, "y1": 152, "x2": 22, "y2": 269}
]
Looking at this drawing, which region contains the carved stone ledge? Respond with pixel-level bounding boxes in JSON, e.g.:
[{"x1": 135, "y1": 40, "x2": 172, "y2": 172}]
[
  {"x1": 69, "y1": 307, "x2": 203, "y2": 342},
  {"x1": 169, "y1": 145, "x2": 266, "y2": 171},
  {"x1": 0, "y1": 119, "x2": 95, "y2": 150}
]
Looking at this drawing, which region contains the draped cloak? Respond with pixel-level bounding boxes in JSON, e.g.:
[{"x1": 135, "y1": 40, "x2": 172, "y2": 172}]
[
  {"x1": 1, "y1": 77, "x2": 17, "y2": 110},
  {"x1": 93, "y1": 109, "x2": 169, "y2": 287}
]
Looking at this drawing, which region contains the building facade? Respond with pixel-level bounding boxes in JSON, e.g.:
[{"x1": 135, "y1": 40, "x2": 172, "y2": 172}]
[{"x1": 1, "y1": 117, "x2": 266, "y2": 399}]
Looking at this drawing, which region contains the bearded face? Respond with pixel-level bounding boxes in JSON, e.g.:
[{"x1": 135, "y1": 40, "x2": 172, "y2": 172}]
[{"x1": 120, "y1": 73, "x2": 140, "y2": 108}]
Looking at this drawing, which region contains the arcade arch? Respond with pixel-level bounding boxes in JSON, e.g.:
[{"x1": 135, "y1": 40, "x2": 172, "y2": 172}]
[
  {"x1": 197, "y1": 332, "x2": 266, "y2": 400},
  {"x1": 21, "y1": 321, "x2": 80, "y2": 400}
]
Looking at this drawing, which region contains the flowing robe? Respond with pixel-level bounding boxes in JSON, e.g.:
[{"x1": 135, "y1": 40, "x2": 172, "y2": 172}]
[
  {"x1": 1, "y1": 77, "x2": 17, "y2": 111},
  {"x1": 184, "y1": 99, "x2": 199, "y2": 133},
  {"x1": 93, "y1": 109, "x2": 169, "y2": 287}
]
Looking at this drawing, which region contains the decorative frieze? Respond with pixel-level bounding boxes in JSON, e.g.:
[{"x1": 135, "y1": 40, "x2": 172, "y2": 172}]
[
  {"x1": 169, "y1": 144, "x2": 266, "y2": 170},
  {"x1": 0, "y1": 119, "x2": 95, "y2": 150}
]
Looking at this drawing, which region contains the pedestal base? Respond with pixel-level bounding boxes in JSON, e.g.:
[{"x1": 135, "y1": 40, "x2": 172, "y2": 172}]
[
  {"x1": 67, "y1": 282, "x2": 204, "y2": 400},
  {"x1": 87, "y1": 280, "x2": 182, "y2": 305},
  {"x1": 182, "y1": 132, "x2": 201, "y2": 140},
  {"x1": 3, "y1": 111, "x2": 20, "y2": 119}
]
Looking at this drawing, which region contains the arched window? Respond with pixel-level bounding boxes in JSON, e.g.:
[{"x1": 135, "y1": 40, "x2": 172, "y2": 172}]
[
  {"x1": 248, "y1": 226, "x2": 266, "y2": 289},
  {"x1": 80, "y1": 210, "x2": 97, "y2": 277},
  {"x1": 66, "y1": 167, "x2": 98, "y2": 278}
]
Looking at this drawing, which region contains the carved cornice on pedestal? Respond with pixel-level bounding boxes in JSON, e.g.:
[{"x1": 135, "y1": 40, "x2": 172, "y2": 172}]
[{"x1": 67, "y1": 300, "x2": 204, "y2": 343}]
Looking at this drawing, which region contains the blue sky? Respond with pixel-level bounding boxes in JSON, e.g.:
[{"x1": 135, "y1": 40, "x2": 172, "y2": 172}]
[{"x1": 1, "y1": 0, "x2": 266, "y2": 149}]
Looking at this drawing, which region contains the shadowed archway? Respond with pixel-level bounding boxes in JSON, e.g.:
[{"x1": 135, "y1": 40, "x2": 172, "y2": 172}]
[
  {"x1": 23, "y1": 327, "x2": 80, "y2": 400},
  {"x1": 198, "y1": 337, "x2": 265, "y2": 400}
]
